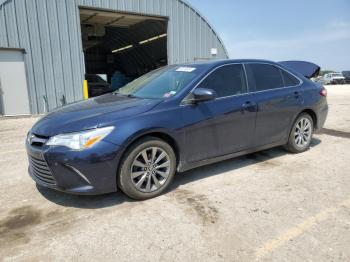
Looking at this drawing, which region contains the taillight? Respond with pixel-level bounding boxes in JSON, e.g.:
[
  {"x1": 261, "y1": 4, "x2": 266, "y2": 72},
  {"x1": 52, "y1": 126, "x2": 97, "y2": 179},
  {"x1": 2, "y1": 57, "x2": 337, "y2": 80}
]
[{"x1": 320, "y1": 87, "x2": 327, "y2": 97}]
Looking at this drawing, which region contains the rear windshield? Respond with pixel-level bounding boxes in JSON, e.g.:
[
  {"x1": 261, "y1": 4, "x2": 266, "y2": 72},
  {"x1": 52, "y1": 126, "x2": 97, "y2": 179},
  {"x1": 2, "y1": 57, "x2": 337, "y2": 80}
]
[{"x1": 117, "y1": 65, "x2": 203, "y2": 99}]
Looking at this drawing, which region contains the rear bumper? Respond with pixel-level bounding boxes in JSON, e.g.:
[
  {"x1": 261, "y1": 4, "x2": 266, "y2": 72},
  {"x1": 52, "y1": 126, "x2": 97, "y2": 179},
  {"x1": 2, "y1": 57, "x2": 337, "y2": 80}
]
[
  {"x1": 315, "y1": 102, "x2": 328, "y2": 132},
  {"x1": 26, "y1": 140, "x2": 124, "y2": 195}
]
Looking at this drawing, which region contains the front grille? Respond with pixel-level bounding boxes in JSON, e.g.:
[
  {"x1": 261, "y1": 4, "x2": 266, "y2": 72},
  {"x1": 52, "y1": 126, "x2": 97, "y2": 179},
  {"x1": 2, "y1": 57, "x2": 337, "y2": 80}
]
[{"x1": 29, "y1": 155, "x2": 56, "y2": 185}]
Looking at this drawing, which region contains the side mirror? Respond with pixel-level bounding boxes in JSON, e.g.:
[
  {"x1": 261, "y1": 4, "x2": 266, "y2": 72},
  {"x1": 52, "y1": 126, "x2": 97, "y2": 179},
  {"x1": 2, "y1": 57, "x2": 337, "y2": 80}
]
[{"x1": 187, "y1": 88, "x2": 217, "y2": 104}]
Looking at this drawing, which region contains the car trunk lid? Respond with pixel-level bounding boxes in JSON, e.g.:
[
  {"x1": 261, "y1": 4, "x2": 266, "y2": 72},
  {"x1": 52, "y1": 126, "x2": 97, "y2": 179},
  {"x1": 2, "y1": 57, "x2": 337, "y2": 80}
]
[{"x1": 279, "y1": 61, "x2": 320, "y2": 79}]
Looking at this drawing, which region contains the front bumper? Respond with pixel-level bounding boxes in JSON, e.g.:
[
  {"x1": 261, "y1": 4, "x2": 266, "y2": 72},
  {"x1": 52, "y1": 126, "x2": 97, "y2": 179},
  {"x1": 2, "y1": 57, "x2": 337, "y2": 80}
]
[{"x1": 26, "y1": 140, "x2": 124, "y2": 195}]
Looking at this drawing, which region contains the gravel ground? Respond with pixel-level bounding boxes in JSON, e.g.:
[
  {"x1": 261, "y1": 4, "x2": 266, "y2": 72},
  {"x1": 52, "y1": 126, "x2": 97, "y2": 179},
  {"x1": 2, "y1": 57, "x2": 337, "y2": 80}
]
[{"x1": 0, "y1": 85, "x2": 350, "y2": 262}]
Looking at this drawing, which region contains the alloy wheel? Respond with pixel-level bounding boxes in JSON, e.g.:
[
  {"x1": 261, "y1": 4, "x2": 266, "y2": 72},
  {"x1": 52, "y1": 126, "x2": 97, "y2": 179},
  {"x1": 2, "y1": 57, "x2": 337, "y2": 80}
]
[
  {"x1": 294, "y1": 117, "x2": 312, "y2": 148},
  {"x1": 130, "y1": 147, "x2": 171, "y2": 193}
]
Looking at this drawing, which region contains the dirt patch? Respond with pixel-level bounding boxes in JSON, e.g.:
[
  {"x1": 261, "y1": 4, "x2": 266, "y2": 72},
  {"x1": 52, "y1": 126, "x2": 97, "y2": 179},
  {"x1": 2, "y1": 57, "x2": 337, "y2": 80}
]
[
  {"x1": 172, "y1": 189, "x2": 219, "y2": 225},
  {"x1": 318, "y1": 128, "x2": 350, "y2": 139},
  {"x1": 0, "y1": 205, "x2": 74, "y2": 251},
  {"x1": 0, "y1": 206, "x2": 42, "y2": 248},
  {"x1": 0, "y1": 206, "x2": 42, "y2": 230}
]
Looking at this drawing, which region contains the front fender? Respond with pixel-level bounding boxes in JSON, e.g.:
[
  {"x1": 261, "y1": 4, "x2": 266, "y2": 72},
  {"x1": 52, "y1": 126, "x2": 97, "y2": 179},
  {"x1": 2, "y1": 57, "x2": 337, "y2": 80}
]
[
  {"x1": 120, "y1": 127, "x2": 180, "y2": 149},
  {"x1": 104, "y1": 108, "x2": 186, "y2": 164}
]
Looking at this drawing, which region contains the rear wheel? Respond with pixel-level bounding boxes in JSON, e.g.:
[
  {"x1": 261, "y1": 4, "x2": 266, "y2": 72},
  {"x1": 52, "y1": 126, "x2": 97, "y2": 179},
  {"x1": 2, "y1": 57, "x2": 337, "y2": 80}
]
[
  {"x1": 284, "y1": 113, "x2": 314, "y2": 153},
  {"x1": 117, "y1": 137, "x2": 176, "y2": 200}
]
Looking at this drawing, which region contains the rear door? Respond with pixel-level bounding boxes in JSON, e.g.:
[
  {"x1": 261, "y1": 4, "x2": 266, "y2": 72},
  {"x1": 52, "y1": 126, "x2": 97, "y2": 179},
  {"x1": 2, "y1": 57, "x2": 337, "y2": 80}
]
[
  {"x1": 245, "y1": 63, "x2": 303, "y2": 147},
  {"x1": 182, "y1": 64, "x2": 257, "y2": 163}
]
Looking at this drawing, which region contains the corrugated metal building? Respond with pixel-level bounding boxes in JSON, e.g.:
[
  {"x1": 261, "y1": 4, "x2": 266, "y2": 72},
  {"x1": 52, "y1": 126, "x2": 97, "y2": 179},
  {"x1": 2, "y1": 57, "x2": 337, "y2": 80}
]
[{"x1": 0, "y1": 0, "x2": 228, "y2": 115}]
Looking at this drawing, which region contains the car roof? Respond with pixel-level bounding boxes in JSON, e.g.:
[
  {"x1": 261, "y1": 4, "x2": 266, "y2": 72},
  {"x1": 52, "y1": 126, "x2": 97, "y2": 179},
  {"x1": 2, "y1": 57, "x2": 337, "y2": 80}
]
[
  {"x1": 174, "y1": 59, "x2": 312, "y2": 79},
  {"x1": 179, "y1": 59, "x2": 275, "y2": 67}
]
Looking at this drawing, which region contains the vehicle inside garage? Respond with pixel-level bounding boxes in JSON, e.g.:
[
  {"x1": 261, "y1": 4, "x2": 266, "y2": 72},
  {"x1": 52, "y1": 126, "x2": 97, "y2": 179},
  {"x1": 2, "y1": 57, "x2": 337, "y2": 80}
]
[{"x1": 80, "y1": 8, "x2": 168, "y2": 92}]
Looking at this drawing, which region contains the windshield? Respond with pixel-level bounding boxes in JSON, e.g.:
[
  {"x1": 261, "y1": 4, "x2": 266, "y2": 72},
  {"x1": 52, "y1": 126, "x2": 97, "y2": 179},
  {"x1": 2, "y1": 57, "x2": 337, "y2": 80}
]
[{"x1": 117, "y1": 65, "x2": 202, "y2": 99}]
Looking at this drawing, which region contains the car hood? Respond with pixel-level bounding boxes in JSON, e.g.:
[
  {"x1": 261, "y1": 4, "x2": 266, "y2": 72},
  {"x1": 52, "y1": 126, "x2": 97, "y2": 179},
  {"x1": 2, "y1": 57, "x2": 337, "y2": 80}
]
[{"x1": 31, "y1": 94, "x2": 162, "y2": 137}]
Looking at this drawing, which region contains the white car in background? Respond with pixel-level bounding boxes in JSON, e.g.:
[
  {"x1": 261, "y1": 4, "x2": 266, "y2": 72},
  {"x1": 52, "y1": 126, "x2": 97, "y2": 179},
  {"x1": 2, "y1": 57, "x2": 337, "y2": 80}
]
[{"x1": 323, "y1": 73, "x2": 346, "y2": 85}]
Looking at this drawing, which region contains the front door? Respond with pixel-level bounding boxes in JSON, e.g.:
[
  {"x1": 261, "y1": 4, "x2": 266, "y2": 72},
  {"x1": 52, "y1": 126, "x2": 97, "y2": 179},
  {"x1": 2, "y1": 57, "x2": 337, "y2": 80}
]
[{"x1": 182, "y1": 64, "x2": 256, "y2": 163}]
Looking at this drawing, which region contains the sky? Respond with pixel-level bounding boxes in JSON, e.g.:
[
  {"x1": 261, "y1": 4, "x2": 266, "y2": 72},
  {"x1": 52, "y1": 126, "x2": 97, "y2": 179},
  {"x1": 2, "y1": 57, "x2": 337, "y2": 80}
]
[{"x1": 187, "y1": 0, "x2": 350, "y2": 71}]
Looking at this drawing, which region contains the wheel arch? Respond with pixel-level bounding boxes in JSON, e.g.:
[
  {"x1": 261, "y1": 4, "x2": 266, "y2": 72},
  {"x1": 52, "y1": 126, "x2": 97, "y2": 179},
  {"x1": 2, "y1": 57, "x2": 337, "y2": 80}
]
[
  {"x1": 118, "y1": 130, "x2": 181, "y2": 170},
  {"x1": 300, "y1": 109, "x2": 318, "y2": 129},
  {"x1": 286, "y1": 108, "x2": 318, "y2": 143}
]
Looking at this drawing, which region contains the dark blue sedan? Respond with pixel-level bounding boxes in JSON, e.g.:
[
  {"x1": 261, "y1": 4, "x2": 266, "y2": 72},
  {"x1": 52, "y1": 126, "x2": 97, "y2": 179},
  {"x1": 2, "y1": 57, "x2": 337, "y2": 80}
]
[{"x1": 26, "y1": 59, "x2": 328, "y2": 200}]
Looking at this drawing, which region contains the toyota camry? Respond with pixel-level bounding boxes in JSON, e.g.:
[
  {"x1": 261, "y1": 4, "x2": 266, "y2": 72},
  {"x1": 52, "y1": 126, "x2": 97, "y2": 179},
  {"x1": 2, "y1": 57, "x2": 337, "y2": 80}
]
[{"x1": 26, "y1": 59, "x2": 328, "y2": 200}]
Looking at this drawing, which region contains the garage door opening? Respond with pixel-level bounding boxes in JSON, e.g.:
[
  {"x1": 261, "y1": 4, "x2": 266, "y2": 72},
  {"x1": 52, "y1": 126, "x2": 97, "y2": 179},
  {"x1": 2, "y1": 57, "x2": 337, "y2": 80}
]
[{"x1": 79, "y1": 8, "x2": 168, "y2": 94}]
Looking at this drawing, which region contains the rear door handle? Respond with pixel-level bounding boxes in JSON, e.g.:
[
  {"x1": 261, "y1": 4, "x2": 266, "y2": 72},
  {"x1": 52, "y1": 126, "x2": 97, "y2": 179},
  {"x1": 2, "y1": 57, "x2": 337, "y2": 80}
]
[
  {"x1": 241, "y1": 101, "x2": 257, "y2": 112},
  {"x1": 294, "y1": 91, "x2": 301, "y2": 98}
]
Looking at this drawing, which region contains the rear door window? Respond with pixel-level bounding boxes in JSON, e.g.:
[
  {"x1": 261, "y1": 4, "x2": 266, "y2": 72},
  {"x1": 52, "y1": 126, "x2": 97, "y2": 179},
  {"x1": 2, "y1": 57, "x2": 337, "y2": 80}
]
[
  {"x1": 197, "y1": 64, "x2": 247, "y2": 98},
  {"x1": 281, "y1": 70, "x2": 300, "y2": 87},
  {"x1": 246, "y1": 64, "x2": 284, "y2": 92}
]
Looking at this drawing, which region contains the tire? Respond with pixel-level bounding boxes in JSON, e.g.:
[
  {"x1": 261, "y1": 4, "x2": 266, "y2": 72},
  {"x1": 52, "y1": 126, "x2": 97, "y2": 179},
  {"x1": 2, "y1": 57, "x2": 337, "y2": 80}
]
[
  {"x1": 117, "y1": 137, "x2": 177, "y2": 200},
  {"x1": 284, "y1": 113, "x2": 314, "y2": 153}
]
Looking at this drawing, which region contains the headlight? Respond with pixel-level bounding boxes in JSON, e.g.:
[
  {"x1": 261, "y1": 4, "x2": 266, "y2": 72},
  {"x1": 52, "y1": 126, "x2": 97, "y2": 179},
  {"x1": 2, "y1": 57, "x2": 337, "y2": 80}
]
[{"x1": 46, "y1": 126, "x2": 114, "y2": 150}]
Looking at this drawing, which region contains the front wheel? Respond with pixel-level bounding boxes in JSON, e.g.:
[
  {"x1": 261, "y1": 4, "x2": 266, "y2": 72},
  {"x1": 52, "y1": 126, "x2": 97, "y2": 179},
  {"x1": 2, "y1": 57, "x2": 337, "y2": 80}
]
[
  {"x1": 284, "y1": 113, "x2": 314, "y2": 153},
  {"x1": 117, "y1": 137, "x2": 177, "y2": 200}
]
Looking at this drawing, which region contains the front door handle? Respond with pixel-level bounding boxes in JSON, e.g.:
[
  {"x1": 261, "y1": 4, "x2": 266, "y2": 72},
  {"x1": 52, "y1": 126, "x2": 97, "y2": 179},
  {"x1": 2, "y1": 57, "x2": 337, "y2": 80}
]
[{"x1": 241, "y1": 101, "x2": 257, "y2": 112}]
